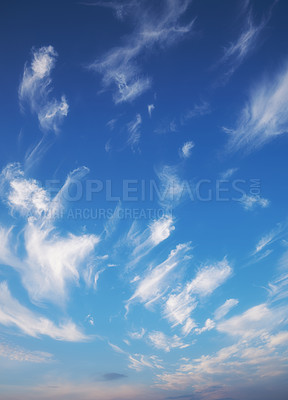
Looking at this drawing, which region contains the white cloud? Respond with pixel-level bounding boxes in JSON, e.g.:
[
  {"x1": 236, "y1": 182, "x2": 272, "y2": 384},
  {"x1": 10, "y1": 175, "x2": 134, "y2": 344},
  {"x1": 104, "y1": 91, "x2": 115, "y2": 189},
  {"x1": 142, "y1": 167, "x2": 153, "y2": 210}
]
[
  {"x1": 108, "y1": 342, "x2": 126, "y2": 354},
  {"x1": 164, "y1": 289, "x2": 197, "y2": 332},
  {"x1": 183, "y1": 101, "x2": 210, "y2": 121},
  {"x1": 149, "y1": 215, "x2": 175, "y2": 246},
  {"x1": 0, "y1": 226, "x2": 22, "y2": 270},
  {"x1": 156, "y1": 334, "x2": 288, "y2": 393},
  {"x1": 164, "y1": 259, "x2": 232, "y2": 333},
  {"x1": 127, "y1": 243, "x2": 191, "y2": 308},
  {"x1": 125, "y1": 215, "x2": 175, "y2": 269},
  {"x1": 22, "y1": 222, "x2": 99, "y2": 304},
  {"x1": 148, "y1": 331, "x2": 189, "y2": 352},
  {"x1": 0, "y1": 281, "x2": 88, "y2": 341},
  {"x1": 239, "y1": 194, "x2": 270, "y2": 210},
  {"x1": 217, "y1": 303, "x2": 288, "y2": 339},
  {"x1": 268, "y1": 331, "x2": 288, "y2": 347},
  {"x1": 219, "y1": 167, "x2": 238, "y2": 180},
  {"x1": 267, "y1": 272, "x2": 288, "y2": 303},
  {"x1": 253, "y1": 223, "x2": 284, "y2": 255},
  {"x1": 194, "y1": 318, "x2": 215, "y2": 335},
  {"x1": 104, "y1": 202, "x2": 122, "y2": 237},
  {"x1": 128, "y1": 354, "x2": 163, "y2": 371},
  {"x1": 180, "y1": 141, "x2": 194, "y2": 159},
  {"x1": 0, "y1": 341, "x2": 53, "y2": 363},
  {"x1": 0, "y1": 163, "x2": 99, "y2": 305},
  {"x1": 128, "y1": 328, "x2": 146, "y2": 340},
  {"x1": 226, "y1": 63, "x2": 288, "y2": 152},
  {"x1": 186, "y1": 259, "x2": 232, "y2": 296},
  {"x1": 148, "y1": 104, "x2": 155, "y2": 117},
  {"x1": 19, "y1": 46, "x2": 68, "y2": 133},
  {"x1": 217, "y1": 10, "x2": 267, "y2": 84},
  {"x1": 38, "y1": 95, "x2": 69, "y2": 133},
  {"x1": 89, "y1": 0, "x2": 194, "y2": 103},
  {"x1": 214, "y1": 298, "x2": 239, "y2": 320},
  {"x1": 156, "y1": 165, "x2": 191, "y2": 207},
  {"x1": 127, "y1": 114, "x2": 141, "y2": 150}
]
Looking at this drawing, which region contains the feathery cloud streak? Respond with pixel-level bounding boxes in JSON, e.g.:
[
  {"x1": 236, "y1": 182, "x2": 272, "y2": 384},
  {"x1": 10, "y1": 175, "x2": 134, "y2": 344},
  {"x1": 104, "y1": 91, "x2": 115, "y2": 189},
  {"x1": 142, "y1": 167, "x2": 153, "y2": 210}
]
[
  {"x1": 19, "y1": 46, "x2": 68, "y2": 133},
  {"x1": 89, "y1": 0, "x2": 194, "y2": 103},
  {"x1": 226, "y1": 63, "x2": 288, "y2": 153}
]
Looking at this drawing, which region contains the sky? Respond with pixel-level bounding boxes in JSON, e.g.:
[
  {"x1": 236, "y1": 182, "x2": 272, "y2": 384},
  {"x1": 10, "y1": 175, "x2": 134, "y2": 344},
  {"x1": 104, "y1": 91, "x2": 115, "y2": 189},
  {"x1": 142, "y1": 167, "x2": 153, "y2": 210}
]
[{"x1": 0, "y1": 0, "x2": 288, "y2": 399}]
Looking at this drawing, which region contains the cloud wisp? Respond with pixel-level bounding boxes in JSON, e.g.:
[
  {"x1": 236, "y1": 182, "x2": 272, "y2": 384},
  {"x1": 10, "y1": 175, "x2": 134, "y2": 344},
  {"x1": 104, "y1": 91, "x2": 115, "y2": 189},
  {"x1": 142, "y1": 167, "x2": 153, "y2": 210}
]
[
  {"x1": 89, "y1": 0, "x2": 194, "y2": 103},
  {"x1": 180, "y1": 141, "x2": 194, "y2": 159},
  {"x1": 0, "y1": 281, "x2": 88, "y2": 341},
  {"x1": 18, "y1": 46, "x2": 69, "y2": 170},
  {"x1": 216, "y1": 2, "x2": 274, "y2": 85},
  {"x1": 127, "y1": 243, "x2": 191, "y2": 310},
  {"x1": 19, "y1": 46, "x2": 68, "y2": 133},
  {"x1": 225, "y1": 63, "x2": 288, "y2": 153},
  {"x1": 0, "y1": 163, "x2": 99, "y2": 306},
  {"x1": 164, "y1": 259, "x2": 232, "y2": 335}
]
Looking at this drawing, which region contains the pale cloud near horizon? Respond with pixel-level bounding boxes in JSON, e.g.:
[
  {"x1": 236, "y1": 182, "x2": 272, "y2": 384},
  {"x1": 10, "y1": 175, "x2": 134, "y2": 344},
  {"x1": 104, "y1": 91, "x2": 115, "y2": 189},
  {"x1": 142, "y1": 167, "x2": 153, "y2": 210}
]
[
  {"x1": 0, "y1": 340, "x2": 53, "y2": 363},
  {"x1": 156, "y1": 290, "x2": 288, "y2": 395}
]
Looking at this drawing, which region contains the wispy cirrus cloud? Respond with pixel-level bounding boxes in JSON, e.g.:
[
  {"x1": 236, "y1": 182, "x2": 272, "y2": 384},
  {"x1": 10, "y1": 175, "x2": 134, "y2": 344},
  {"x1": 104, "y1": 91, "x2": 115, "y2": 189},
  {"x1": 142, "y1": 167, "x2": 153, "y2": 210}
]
[
  {"x1": 182, "y1": 101, "x2": 211, "y2": 122},
  {"x1": 219, "y1": 167, "x2": 238, "y2": 180},
  {"x1": 239, "y1": 194, "x2": 270, "y2": 211},
  {"x1": 164, "y1": 259, "x2": 232, "y2": 335},
  {"x1": 123, "y1": 215, "x2": 175, "y2": 270},
  {"x1": 127, "y1": 113, "x2": 142, "y2": 151},
  {"x1": 180, "y1": 141, "x2": 194, "y2": 159},
  {"x1": 0, "y1": 340, "x2": 53, "y2": 363},
  {"x1": 226, "y1": 63, "x2": 288, "y2": 153},
  {"x1": 148, "y1": 331, "x2": 189, "y2": 352},
  {"x1": 148, "y1": 104, "x2": 155, "y2": 117},
  {"x1": 194, "y1": 318, "x2": 215, "y2": 335},
  {"x1": 18, "y1": 46, "x2": 69, "y2": 170},
  {"x1": 89, "y1": 0, "x2": 195, "y2": 103},
  {"x1": 127, "y1": 243, "x2": 191, "y2": 309},
  {"x1": 214, "y1": 298, "x2": 239, "y2": 321},
  {"x1": 216, "y1": 2, "x2": 274, "y2": 85},
  {"x1": 253, "y1": 222, "x2": 285, "y2": 255},
  {"x1": 156, "y1": 164, "x2": 192, "y2": 208},
  {"x1": 156, "y1": 333, "x2": 288, "y2": 395},
  {"x1": 0, "y1": 163, "x2": 99, "y2": 306},
  {"x1": 156, "y1": 282, "x2": 288, "y2": 395},
  {"x1": 19, "y1": 46, "x2": 68, "y2": 133},
  {"x1": 0, "y1": 281, "x2": 88, "y2": 341},
  {"x1": 217, "y1": 302, "x2": 288, "y2": 339},
  {"x1": 128, "y1": 353, "x2": 163, "y2": 371}
]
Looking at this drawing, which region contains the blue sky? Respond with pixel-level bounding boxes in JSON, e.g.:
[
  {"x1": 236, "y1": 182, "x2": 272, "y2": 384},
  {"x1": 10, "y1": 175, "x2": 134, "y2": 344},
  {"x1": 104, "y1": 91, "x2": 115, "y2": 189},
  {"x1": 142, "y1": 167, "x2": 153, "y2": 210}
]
[{"x1": 1, "y1": 0, "x2": 288, "y2": 399}]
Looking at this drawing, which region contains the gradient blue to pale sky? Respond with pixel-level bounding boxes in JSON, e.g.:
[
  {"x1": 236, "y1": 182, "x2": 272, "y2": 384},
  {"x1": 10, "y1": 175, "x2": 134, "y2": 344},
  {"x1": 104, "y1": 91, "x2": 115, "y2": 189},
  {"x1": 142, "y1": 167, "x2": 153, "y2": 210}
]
[{"x1": 1, "y1": 0, "x2": 288, "y2": 399}]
